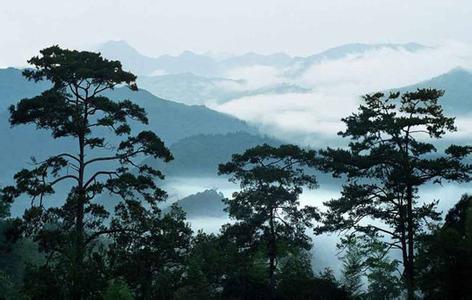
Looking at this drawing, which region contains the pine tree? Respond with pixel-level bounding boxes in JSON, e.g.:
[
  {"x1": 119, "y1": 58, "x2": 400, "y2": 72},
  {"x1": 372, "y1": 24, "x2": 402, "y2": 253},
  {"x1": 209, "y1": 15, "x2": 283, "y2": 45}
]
[
  {"x1": 317, "y1": 89, "x2": 472, "y2": 298},
  {"x1": 416, "y1": 194, "x2": 472, "y2": 298},
  {"x1": 218, "y1": 144, "x2": 319, "y2": 298},
  {"x1": 0, "y1": 46, "x2": 173, "y2": 299},
  {"x1": 340, "y1": 237, "x2": 364, "y2": 298}
]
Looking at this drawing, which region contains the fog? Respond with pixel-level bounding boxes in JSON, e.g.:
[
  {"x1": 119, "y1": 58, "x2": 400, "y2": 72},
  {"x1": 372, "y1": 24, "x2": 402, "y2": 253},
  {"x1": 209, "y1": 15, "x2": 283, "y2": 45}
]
[
  {"x1": 210, "y1": 43, "x2": 472, "y2": 145},
  {"x1": 163, "y1": 175, "x2": 471, "y2": 274},
  {"x1": 8, "y1": 171, "x2": 469, "y2": 275}
]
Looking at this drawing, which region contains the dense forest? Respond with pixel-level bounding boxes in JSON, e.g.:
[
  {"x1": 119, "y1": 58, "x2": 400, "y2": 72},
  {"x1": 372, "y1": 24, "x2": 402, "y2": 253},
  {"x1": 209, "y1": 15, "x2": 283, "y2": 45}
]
[{"x1": 0, "y1": 47, "x2": 471, "y2": 300}]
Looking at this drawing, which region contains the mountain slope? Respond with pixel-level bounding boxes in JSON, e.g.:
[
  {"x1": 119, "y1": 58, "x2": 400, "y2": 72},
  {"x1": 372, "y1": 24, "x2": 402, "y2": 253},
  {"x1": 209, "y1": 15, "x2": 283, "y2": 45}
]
[
  {"x1": 305, "y1": 42, "x2": 425, "y2": 62},
  {"x1": 166, "y1": 189, "x2": 226, "y2": 218},
  {"x1": 98, "y1": 41, "x2": 427, "y2": 79},
  {"x1": 105, "y1": 87, "x2": 256, "y2": 144},
  {"x1": 287, "y1": 42, "x2": 427, "y2": 77},
  {"x1": 396, "y1": 68, "x2": 472, "y2": 115},
  {"x1": 143, "y1": 132, "x2": 281, "y2": 176},
  {"x1": 138, "y1": 73, "x2": 310, "y2": 105},
  {"x1": 0, "y1": 68, "x2": 255, "y2": 180},
  {"x1": 0, "y1": 68, "x2": 50, "y2": 110},
  {"x1": 98, "y1": 41, "x2": 221, "y2": 76},
  {"x1": 97, "y1": 41, "x2": 162, "y2": 76}
]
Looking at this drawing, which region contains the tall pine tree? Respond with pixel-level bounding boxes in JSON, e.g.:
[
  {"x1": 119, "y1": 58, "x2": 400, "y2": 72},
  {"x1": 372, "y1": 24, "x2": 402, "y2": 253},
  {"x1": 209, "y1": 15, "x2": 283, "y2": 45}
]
[
  {"x1": 0, "y1": 46, "x2": 173, "y2": 299},
  {"x1": 218, "y1": 144, "x2": 319, "y2": 298},
  {"x1": 317, "y1": 89, "x2": 472, "y2": 299}
]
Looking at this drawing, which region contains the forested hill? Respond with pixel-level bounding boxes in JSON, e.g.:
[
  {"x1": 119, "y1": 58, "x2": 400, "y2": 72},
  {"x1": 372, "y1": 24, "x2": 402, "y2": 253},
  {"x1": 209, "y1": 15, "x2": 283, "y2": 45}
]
[
  {"x1": 142, "y1": 132, "x2": 281, "y2": 176},
  {"x1": 103, "y1": 87, "x2": 256, "y2": 144},
  {"x1": 165, "y1": 189, "x2": 227, "y2": 218}
]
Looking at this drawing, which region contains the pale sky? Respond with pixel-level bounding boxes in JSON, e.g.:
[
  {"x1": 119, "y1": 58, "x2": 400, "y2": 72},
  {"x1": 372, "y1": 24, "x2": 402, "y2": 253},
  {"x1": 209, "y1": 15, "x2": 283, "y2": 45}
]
[{"x1": 1, "y1": 0, "x2": 472, "y2": 67}]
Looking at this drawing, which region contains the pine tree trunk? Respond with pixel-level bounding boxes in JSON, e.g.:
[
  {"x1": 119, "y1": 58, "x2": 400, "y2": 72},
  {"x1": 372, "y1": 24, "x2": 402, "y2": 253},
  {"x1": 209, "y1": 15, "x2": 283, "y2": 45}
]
[
  {"x1": 405, "y1": 183, "x2": 415, "y2": 300},
  {"x1": 399, "y1": 203, "x2": 409, "y2": 291},
  {"x1": 403, "y1": 132, "x2": 415, "y2": 300},
  {"x1": 268, "y1": 208, "x2": 276, "y2": 299},
  {"x1": 71, "y1": 128, "x2": 86, "y2": 300}
]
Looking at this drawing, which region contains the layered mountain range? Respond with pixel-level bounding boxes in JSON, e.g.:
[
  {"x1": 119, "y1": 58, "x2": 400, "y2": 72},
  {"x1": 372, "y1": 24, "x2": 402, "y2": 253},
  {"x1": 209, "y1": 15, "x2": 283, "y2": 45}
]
[{"x1": 1, "y1": 41, "x2": 471, "y2": 217}]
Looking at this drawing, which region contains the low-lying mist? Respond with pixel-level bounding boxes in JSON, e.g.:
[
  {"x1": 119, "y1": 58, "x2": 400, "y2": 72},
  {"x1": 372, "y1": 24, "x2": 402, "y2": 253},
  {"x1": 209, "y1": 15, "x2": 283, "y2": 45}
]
[{"x1": 163, "y1": 175, "x2": 471, "y2": 275}]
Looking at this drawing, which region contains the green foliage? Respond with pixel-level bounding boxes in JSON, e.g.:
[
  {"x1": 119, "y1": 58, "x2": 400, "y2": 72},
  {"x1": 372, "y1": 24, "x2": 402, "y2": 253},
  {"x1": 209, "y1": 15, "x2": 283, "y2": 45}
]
[
  {"x1": 276, "y1": 251, "x2": 313, "y2": 298},
  {"x1": 0, "y1": 236, "x2": 42, "y2": 300},
  {"x1": 0, "y1": 199, "x2": 9, "y2": 220},
  {"x1": 337, "y1": 236, "x2": 402, "y2": 300},
  {"x1": 416, "y1": 194, "x2": 472, "y2": 299},
  {"x1": 178, "y1": 231, "x2": 350, "y2": 300},
  {"x1": 2, "y1": 47, "x2": 472, "y2": 300},
  {"x1": 21, "y1": 246, "x2": 109, "y2": 299},
  {"x1": 22, "y1": 264, "x2": 68, "y2": 300},
  {"x1": 0, "y1": 269, "x2": 26, "y2": 300},
  {"x1": 107, "y1": 204, "x2": 192, "y2": 299},
  {"x1": 1, "y1": 196, "x2": 38, "y2": 300},
  {"x1": 364, "y1": 240, "x2": 402, "y2": 300},
  {"x1": 0, "y1": 46, "x2": 173, "y2": 299},
  {"x1": 218, "y1": 144, "x2": 319, "y2": 293},
  {"x1": 175, "y1": 230, "x2": 270, "y2": 299},
  {"x1": 317, "y1": 89, "x2": 472, "y2": 297},
  {"x1": 103, "y1": 279, "x2": 134, "y2": 300},
  {"x1": 340, "y1": 237, "x2": 364, "y2": 297},
  {"x1": 277, "y1": 254, "x2": 351, "y2": 300},
  {"x1": 177, "y1": 232, "x2": 225, "y2": 299}
]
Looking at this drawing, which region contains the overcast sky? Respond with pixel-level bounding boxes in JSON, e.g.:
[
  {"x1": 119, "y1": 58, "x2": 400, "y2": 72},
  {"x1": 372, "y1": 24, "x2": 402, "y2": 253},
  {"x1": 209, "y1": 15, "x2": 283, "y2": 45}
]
[{"x1": 1, "y1": 0, "x2": 472, "y2": 67}]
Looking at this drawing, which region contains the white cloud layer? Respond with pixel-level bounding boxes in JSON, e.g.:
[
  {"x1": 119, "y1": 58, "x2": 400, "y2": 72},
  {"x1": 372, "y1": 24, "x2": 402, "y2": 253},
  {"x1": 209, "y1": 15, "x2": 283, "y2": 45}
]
[
  {"x1": 210, "y1": 42, "x2": 472, "y2": 145},
  {"x1": 223, "y1": 65, "x2": 285, "y2": 90}
]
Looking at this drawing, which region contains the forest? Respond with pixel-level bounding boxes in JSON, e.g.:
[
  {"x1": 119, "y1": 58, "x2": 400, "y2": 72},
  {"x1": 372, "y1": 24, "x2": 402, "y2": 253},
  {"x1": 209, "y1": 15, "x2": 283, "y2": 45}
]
[{"x1": 0, "y1": 46, "x2": 471, "y2": 300}]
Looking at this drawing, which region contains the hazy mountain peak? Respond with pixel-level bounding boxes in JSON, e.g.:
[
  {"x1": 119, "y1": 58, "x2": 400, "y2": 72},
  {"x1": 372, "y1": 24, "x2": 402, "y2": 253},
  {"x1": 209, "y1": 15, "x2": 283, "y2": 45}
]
[
  {"x1": 179, "y1": 50, "x2": 200, "y2": 58},
  {"x1": 444, "y1": 66, "x2": 472, "y2": 75},
  {"x1": 286, "y1": 42, "x2": 428, "y2": 77},
  {"x1": 165, "y1": 189, "x2": 227, "y2": 218},
  {"x1": 306, "y1": 42, "x2": 427, "y2": 62},
  {"x1": 98, "y1": 40, "x2": 142, "y2": 56},
  {"x1": 95, "y1": 40, "x2": 429, "y2": 79},
  {"x1": 394, "y1": 67, "x2": 472, "y2": 115},
  {"x1": 413, "y1": 66, "x2": 472, "y2": 85}
]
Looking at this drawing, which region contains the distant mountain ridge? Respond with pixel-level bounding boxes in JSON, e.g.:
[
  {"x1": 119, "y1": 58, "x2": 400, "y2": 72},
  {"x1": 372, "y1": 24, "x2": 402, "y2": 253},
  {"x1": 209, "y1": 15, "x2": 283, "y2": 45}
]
[
  {"x1": 143, "y1": 132, "x2": 282, "y2": 177},
  {"x1": 97, "y1": 40, "x2": 427, "y2": 77},
  {"x1": 98, "y1": 41, "x2": 426, "y2": 106},
  {"x1": 138, "y1": 73, "x2": 311, "y2": 105},
  {"x1": 287, "y1": 42, "x2": 427, "y2": 77},
  {"x1": 394, "y1": 67, "x2": 472, "y2": 115}
]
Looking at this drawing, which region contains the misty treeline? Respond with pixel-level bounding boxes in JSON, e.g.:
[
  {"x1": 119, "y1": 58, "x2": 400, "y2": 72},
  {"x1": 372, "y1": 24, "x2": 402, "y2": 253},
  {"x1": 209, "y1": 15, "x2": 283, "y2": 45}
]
[{"x1": 0, "y1": 47, "x2": 471, "y2": 300}]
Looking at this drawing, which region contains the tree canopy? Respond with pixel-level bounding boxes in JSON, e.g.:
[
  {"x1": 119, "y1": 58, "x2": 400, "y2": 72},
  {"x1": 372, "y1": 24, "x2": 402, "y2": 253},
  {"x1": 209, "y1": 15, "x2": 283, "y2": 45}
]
[
  {"x1": 218, "y1": 144, "x2": 319, "y2": 296},
  {"x1": 0, "y1": 46, "x2": 173, "y2": 299},
  {"x1": 317, "y1": 89, "x2": 472, "y2": 299},
  {"x1": 1, "y1": 47, "x2": 472, "y2": 300}
]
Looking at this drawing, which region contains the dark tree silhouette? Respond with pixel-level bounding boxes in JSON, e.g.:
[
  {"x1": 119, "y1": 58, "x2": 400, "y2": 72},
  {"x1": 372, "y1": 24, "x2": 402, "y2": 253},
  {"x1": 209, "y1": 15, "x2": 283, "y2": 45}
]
[
  {"x1": 316, "y1": 89, "x2": 472, "y2": 299},
  {"x1": 107, "y1": 204, "x2": 192, "y2": 299},
  {"x1": 0, "y1": 46, "x2": 172, "y2": 299},
  {"x1": 416, "y1": 194, "x2": 472, "y2": 299},
  {"x1": 340, "y1": 236, "x2": 364, "y2": 298},
  {"x1": 218, "y1": 144, "x2": 319, "y2": 297}
]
